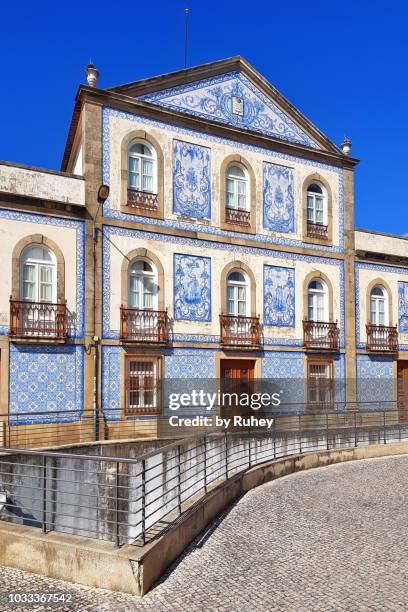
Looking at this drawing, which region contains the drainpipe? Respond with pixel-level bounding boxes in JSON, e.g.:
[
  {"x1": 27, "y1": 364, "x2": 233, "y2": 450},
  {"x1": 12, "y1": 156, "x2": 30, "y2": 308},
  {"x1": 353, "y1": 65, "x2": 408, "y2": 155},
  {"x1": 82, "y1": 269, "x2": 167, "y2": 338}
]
[{"x1": 92, "y1": 184, "x2": 110, "y2": 441}]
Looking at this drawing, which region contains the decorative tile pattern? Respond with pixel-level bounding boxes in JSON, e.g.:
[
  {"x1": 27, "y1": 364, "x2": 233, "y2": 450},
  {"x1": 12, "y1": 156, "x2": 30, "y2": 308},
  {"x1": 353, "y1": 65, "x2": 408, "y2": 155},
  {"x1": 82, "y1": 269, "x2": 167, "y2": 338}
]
[
  {"x1": 263, "y1": 163, "x2": 294, "y2": 233},
  {"x1": 355, "y1": 262, "x2": 408, "y2": 349},
  {"x1": 102, "y1": 107, "x2": 345, "y2": 254},
  {"x1": 164, "y1": 348, "x2": 216, "y2": 378},
  {"x1": 398, "y1": 282, "x2": 408, "y2": 333},
  {"x1": 173, "y1": 140, "x2": 211, "y2": 219},
  {"x1": 9, "y1": 344, "x2": 84, "y2": 424},
  {"x1": 264, "y1": 265, "x2": 295, "y2": 327},
  {"x1": 101, "y1": 345, "x2": 122, "y2": 420},
  {"x1": 139, "y1": 72, "x2": 318, "y2": 148},
  {"x1": 356, "y1": 354, "x2": 395, "y2": 409},
  {"x1": 0, "y1": 209, "x2": 85, "y2": 338},
  {"x1": 174, "y1": 254, "x2": 211, "y2": 321},
  {"x1": 102, "y1": 225, "x2": 345, "y2": 347}
]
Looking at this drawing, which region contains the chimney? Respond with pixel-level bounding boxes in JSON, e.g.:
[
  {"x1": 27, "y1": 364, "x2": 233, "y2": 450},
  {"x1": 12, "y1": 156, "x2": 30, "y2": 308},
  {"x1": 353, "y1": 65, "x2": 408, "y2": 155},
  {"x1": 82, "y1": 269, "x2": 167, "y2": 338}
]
[
  {"x1": 341, "y1": 138, "x2": 352, "y2": 156},
  {"x1": 85, "y1": 63, "x2": 99, "y2": 88}
]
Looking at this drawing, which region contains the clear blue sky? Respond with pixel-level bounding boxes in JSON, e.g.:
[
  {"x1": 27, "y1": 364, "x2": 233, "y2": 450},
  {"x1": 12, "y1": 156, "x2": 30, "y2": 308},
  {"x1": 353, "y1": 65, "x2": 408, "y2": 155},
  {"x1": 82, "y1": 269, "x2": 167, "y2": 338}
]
[{"x1": 1, "y1": 1, "x2": 406, "y2": 234}]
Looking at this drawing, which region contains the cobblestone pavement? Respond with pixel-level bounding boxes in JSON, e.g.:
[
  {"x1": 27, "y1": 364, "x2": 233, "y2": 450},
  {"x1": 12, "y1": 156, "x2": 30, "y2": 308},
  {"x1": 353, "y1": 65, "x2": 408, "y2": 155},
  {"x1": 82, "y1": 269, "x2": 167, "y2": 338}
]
[{"x1": 1, "y1": 455, "x2": 408, "y2": 611}]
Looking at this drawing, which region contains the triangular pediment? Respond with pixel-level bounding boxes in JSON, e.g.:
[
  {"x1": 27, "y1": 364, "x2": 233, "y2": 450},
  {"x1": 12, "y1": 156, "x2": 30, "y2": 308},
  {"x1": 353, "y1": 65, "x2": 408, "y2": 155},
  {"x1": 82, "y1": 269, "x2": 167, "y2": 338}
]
[{"x1": 137, "y1": 71, "x2": 320, "y2": 148}]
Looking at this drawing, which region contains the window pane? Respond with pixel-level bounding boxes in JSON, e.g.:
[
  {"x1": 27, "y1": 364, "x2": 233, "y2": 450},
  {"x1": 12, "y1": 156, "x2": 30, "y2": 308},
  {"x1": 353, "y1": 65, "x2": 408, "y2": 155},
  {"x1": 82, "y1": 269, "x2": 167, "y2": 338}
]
[{"x1": 40, "y1": 283, "x2": 52, "y2": 302}]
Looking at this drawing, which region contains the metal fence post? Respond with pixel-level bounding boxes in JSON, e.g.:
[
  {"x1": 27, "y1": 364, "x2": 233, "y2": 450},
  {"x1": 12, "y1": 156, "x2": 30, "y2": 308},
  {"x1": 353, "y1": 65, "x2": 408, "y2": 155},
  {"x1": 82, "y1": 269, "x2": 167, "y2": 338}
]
[
  {"x1": 203, "y1": 435, "x2": 208, "y2": 495},
  {"x1": 115, "y1": 462, "x2": 120, "y2": 547},
  {"x1": 225, "y1": 431, "x2": 228, "y2": 479},
  {"x1": 177, "y1": 444, "x2": 182, "y2": 516},
  {"x1": 273, "y1": 418, "x2": 276, "y2": 459},
  {"x1": 326, "y1": 412, "x2": 329, "y2": 451},
  {"x1": 42, "y1": 455, "x2": 47, "y2": 534},
  {"x1": 248, "y1": 426, "x2": 252, "y2": 468},
  {"x1": 299, "y1": 415, "x2": 302, "y2": 454},
  {"x1": 354, "y1": 411, "x2": 358, "y2": 447},
  {"x1": 141, "y1": 459, "x2": 146, "y2": 545},
  {"x1": 383, "y1": 410, "x2": 387, "y2": 445}
]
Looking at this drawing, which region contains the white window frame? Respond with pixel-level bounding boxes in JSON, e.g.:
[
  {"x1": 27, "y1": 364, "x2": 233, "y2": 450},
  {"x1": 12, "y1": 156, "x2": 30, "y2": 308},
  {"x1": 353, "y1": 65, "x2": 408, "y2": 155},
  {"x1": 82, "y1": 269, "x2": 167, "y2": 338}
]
[
  {"x1": 307, "y1": 279, "x2": 328, "y2": 322},
  {"x1": 20, "y1": 245, "x2": 57, "y2": 303},
  {"x1": 307, "y1": 183, "x2": 327, "y2": 225},
  {"x1": 128, "y1": 140, "x2": 157, "y2": 194},
  {"x1": 126, "y1": 357, "x2": 159, "y2": 413},
  {"x1": 128, "y1": 258, "x2": 158, "y2": 311},
  {"x1": 226, "y1": 270, "x2": 249, "y2": 317},
  {"x1": 225, "y1": 164, "x2": 249, "y2": 211},
  {"x1": 370, "y1": 285, "x2": 388, "y2": 326},
  {"x1": 307, "y1": 360, "x2": 333, "y2": 406}
]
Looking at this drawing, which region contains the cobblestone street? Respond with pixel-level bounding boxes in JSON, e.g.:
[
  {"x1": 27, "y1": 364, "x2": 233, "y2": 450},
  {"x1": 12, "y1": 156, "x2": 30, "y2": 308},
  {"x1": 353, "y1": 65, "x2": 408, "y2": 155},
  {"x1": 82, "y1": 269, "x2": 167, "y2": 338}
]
[{"x1": 1, "y1": 455, "x2": 408, "y2": 611}]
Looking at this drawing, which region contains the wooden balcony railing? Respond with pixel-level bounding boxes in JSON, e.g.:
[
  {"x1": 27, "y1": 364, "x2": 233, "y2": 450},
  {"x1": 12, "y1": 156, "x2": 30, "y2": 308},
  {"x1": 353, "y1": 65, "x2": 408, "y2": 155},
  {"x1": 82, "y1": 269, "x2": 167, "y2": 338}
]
[
  {"x1": 303, "y1": 320, "x2": 339, "y2": 351},
  {"x1": 9, "y1": 299, "x2": 68, "y2": 339},
  {"x1": 307, "y1": 222, "x2": 328, "y2": 240},
  {"x1": 120, "y1": 307, "x2": 169, "y2": 343},
  {"x1": 220, "y1": 314, "x2": 261, "y2": 348},
  {"x1": 127, "y1": 189, "x2": 158, "y2": 211},
  {"x1": 225, "y1": 207, "x2": 251, "y2": 227},
  {"x1": 366, "y1": 324, "x2": 398, "y2": 352}
]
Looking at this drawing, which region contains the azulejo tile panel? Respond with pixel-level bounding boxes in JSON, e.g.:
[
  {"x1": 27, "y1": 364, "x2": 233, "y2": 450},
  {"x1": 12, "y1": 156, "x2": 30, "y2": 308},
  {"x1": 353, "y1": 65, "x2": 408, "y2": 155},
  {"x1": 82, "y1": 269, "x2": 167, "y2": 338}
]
[
  {"x1": 139, "y1": 72, "x2": 318, "y2": 148},
  {"x1": 0, "y1": 209, "x2": 85, "y2": 338},
  {"x1": 164, "y1": 348, "x2": 216, "y2": 379},
  {"x1": 174, "y1": 254, "x2": 211, "y2": 322},
  {"x1": 102, "y1": 225, "x2": 345, "y2": 347},
  {"x1": 263, "y1": 163, "x2": 294, "y2": 233},
  {"x1": 173, "y1": 140, "x2": 211, "y2": 219},
  {"x1": 102, "y1": 107, "x2": 345, "y2": 254},
  {"x1": 398, "y1": 281, "x2": 408, "y2": 333},
  {"x1": 101, "y1": 345, "x2": 122, "y2": 421},
  {"x1": 264, "y1": 265, "x2": 295, "y2": 327},
  {"x1": 356, "y1": 354, "x2": 395, "y2": 408},
  {"x1": 9, "y1": 344, "x2": 84, "y2": 424}
]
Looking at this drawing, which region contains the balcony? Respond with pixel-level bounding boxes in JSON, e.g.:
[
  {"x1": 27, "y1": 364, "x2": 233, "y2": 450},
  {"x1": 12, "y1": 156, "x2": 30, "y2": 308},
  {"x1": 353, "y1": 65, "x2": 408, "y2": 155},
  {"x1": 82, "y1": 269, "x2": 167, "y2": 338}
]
[
  {"x1": 120, "y1": 307, "x2": 169, "y2": 343},
  {"x1": 303, "y1": 320, "x2": 339, "y2": 351},
  {"x1": 366, "y1": 324, "x2": 398, "y2": 353},
  {"x1": 127, "y1": 189, "x2": 158, "y2": 212},
  {"x1": 225, "y1": 207, "x2": 251, "y2": 227},
  {"x1": 307, "y1": 222, "x2": 328, "y2": 240},
  {"x1": 220, "y1": 314, "x2": 261, "y2": 348},
  {"x1": 9, "y1": 300, "x2": 68, "y2": 340}
]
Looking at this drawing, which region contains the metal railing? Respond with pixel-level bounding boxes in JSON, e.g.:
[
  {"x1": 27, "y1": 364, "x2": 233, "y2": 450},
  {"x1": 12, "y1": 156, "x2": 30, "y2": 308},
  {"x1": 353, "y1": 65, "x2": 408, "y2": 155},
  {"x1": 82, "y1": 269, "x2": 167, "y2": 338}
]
[
  {"x1": 120, "y1": 307, "x2": 169, "y2": 343},
  {"x1": 126, "y1": 189, "x2": 158, "y2": 211},
  {"x1": 219, "y1": 314, "x2": 261, "y2": 347},
  {"x1": 366, "y1": 324, "x2": 398, "y2": 352},
  {"x1": 307, "y1": 222, "x2": 328, "y2": 240},
  {"x1": 225, "y1": 207, "x2": 251, "y2": 226},
  {"x1": 0, "y1": 408, "x2": 407, "y2": 547},
  {"x1": 9, "y1": 299, "x2": 68, "y2": 339},
  {"x1": 303, "y1": 320, "x2": 339, "y2": 350}
]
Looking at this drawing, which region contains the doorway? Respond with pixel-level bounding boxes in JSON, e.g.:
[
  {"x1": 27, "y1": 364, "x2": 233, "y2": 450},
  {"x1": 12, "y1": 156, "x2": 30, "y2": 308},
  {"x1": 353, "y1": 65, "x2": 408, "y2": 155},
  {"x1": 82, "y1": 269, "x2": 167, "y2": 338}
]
[
  {"x1": 397, "y1": 361, "x2": 408, "y2": 423},
  {"x1": 220, "y1": 359, "x2": 255, "y2": 420}
]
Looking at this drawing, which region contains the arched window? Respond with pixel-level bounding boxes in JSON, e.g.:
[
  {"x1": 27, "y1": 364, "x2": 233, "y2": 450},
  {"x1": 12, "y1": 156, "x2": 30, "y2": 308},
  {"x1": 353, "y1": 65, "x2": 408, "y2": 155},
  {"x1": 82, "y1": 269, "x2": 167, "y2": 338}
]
[
  {"x1": 128, "y1": 259, "x2": 158, "y2": 310},
  {"x1": 370, "y1": 285, "x2": 388, "y2": 326},
  {"x1": 20, "y1": 245, "x2": 56, "y2": 303},
  {"x1": 226, "y1": 164, "x2": 248, "y2": 211},
  {"x1": 307, "y1": 279, "x2": 327, "y2": 322},
  {"x1": 226, "y1": 271, "x2": 249, "y2": 316},
  {"x1": 128, "y1": 141, "x2": 157, "y2": 193},
  {"x1": 307, "y1": 183, "x2": 326, "y2": 225}
]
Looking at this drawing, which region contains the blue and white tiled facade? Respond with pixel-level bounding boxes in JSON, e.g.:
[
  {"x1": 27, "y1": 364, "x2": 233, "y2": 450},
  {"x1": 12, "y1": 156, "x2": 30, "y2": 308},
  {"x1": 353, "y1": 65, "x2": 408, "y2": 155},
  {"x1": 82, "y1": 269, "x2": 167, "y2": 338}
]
[{"x1": 3, "y1": 57, "x2": 408, "y2": 434}]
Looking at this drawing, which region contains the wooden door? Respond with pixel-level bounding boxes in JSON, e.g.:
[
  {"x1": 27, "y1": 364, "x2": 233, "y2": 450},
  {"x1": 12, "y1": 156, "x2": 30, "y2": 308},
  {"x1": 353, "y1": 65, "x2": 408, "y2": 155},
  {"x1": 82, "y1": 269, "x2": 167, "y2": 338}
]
[
  {"x1": 221, "y1": 359, "x2": 255, "y2": 420},
  {"x1": 397, "y1": 362, "x2": 408, "y2": 423}
]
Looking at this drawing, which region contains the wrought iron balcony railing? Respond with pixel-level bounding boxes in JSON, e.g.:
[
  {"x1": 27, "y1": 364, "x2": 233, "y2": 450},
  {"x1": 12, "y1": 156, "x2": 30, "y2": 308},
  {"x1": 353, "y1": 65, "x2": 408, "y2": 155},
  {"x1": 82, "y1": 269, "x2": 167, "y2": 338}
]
[
  {"x1": 9, "y1": 299, "x2": 68, "y2": 339},
  {"x1": 220, "y1": 314, "x2": 261, "y2": 347},
  {"x1": 307, "y1": 222, "x2": 328, "y2": 240},
  {"x1": 366, "y1": 324, "x2": 398, "y2": 352},
  {"x1": 303, "y1": 320, "x2": 339, "y2": 351},
  {"x1": 120, "y1": 307, "x2": 169, "y2": 343},
  {"x1": 127, "y1": 189, "x2": 158, "y2": 211},
  {"x1": 225, "y1": 207, "x2": 251, "y2": 227}
]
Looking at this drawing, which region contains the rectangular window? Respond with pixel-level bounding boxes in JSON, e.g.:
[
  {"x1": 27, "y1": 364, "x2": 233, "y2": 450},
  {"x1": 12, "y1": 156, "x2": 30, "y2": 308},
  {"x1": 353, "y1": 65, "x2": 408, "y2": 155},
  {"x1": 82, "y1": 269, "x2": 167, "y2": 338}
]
[
  {"x1": 307, "y1": 360, "x2": 333, "y2": 408},
  {"x1": 125, "y1": 357, "x2": 160, "y2": 414}
]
